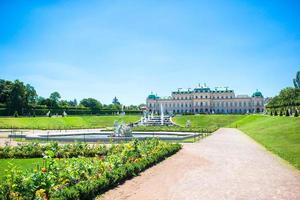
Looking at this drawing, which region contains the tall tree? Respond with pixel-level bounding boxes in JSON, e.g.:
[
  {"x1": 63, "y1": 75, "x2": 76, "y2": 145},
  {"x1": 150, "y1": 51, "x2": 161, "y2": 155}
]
[
  {"x1": 49, "y1": 92, "x2": 61, "y2": 108},
  {"x1": 25, "y1": 84, "x2": 38, "y2": 105},
  {"x1": 50, "y1": 92, "x2": 61, "y2": 103},
  {"x1": 0, "y1": 79, "x2": 13, "y2": 104},
  {"x1": 80, "y1": 98, "x2": 102, "y2": 113},
  {"x1": 7, "y1": 80, "x2": 27, "y2": 114}
]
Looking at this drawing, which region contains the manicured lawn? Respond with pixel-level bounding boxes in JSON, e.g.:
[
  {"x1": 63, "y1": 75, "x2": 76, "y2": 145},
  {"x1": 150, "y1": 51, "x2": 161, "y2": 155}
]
[
  {"x1": 0, "y1": 158, "x2": 43, "y2": 178},
  {"x1": 234, "y1": 115, "x2": 300, "y2": 170},
  {"x1": 0, "y1": 115, "x2": 140, "y2": 129},
  {"x1": 173, "y1": 114, "x2": 246, "y2": 129}
]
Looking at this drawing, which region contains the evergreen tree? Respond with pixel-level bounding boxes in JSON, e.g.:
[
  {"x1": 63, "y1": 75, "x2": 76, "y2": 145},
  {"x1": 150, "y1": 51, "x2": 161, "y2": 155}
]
[
  {"x1": 295, "y1": 110, "x2": 299, "y2": 117},
  {"x1": 285, "y1": 109, "x2": 290, "y2": 116}
]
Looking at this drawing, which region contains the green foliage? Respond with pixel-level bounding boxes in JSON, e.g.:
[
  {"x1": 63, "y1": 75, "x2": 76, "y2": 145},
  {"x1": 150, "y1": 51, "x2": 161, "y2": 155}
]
[
  {"x1": 294, "y1": 71, "x2": 300, "y2": 88},
  {"x1": 267, "y1": 87, "x2": 300, "y2": 111},
  {"x1": 0, "y1": 79, "x2": 142, "y2": 116},
  {"x1": 286, "y1": 109, "x2": 290, "y2": 116},
  {"x1": 13, "y1": 111, "x2": 18, "y2": 118},
  {"x1": 0, "y1": 142, "x2": 107, "y2": 159},
  {"x1": 80, "y1": 98, "x2": 102, "y2": 114},
  {"x1": 0, "y1": 139, "x2": 181, "y2": 199},
  {"x1": 0, "y1": 79, "x2": 38, "y2": 115}
]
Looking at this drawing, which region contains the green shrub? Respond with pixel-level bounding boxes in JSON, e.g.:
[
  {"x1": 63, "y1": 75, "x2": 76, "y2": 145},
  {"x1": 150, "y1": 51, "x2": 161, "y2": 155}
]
[
  {"x1": 295, "y1": 110, "x2": 299, "y2": 117},
  {"x1": 13, "y1": 111, "x2": 18, "y2": 117},
  {"x1": 0, "y1": 139, "x2": 181, "y2": 200},
  {"x1": 286, "y1": 110, "x2": 290, "y2": 116},
  {"x1": 0, "y1": 142, "x2": 107, "y2": 159}
]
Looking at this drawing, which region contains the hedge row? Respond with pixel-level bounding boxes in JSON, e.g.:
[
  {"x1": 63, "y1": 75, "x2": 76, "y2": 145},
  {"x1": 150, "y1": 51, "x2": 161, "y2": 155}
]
[
  {"x1": 0, "y1": 142, "x2": 107, "y2": 159},
  {"x1": 0, "y1": 107, "x2": 142, "y2": 116}
]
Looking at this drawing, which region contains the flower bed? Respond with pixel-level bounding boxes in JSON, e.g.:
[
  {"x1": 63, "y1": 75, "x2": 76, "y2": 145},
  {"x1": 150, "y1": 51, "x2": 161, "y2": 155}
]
[
  {"x1": 0, "y1": 139, "x2": 181, "y2": 199},
  {"x1": 0, "y1": 142, "x2": 107, "y2": 159}
]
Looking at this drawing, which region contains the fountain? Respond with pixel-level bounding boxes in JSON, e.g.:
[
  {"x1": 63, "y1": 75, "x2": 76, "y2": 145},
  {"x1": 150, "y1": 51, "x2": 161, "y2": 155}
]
[
  {"x1": 112, "y1": 121, "x2": 132, "y2": 137},
  {"x1": 160, "y1": 103, "x2": 164, "y2": 125}
]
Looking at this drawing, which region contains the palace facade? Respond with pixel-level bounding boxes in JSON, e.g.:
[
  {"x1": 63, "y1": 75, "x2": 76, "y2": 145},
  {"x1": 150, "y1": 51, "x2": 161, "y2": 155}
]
[{"x1": 146, "y1": 85, "x2": 264, "y2": 114}]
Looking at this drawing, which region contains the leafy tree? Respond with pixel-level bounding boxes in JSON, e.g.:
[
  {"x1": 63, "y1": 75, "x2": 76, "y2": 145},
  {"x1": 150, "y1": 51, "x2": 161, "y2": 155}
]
[
  {"x1": 68, "y1": 99, "x2": 77, "y2": 107},
  {"x1": 59, "y1": 100, "x2": 70, "y2": 107},
  {"x1": 25, "y1": 84, "x2": 37, "y2": 105},
  {"x1": 7, "y1": 80, "x2": 27, "y2": 115},
  {"x1": 80, "y1": 98, "x2": 102, "y2": 113},
  {"x1": 50, "y1": 92, "x2": 61, "y2": 103},
  {"x1": 0, "y1": 79, "x2": 13, "y2": 104}
]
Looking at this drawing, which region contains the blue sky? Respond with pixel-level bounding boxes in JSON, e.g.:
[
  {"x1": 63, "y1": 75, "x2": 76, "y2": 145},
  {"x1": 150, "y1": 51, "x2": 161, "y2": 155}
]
[{"x1": 0, "y1": 0, "x2": 299, "y2": 105}]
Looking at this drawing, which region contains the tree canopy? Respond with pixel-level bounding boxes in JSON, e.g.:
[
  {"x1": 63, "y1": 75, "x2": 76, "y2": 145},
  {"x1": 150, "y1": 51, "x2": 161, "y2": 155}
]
[{"x1": 0, "y1": 79, "x2": 141, "y2": 116}]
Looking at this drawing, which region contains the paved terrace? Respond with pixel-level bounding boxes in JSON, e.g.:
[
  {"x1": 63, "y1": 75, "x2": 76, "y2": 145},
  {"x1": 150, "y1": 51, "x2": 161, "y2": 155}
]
[{"x1": 98, "y1": 128, "x2": 300, "y2": 200}]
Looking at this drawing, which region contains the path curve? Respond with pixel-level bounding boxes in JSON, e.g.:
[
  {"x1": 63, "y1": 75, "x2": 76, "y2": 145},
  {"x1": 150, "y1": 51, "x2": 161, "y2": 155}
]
[{"x1": 97, "y1": 128, "x2": 300, "y2": 200}]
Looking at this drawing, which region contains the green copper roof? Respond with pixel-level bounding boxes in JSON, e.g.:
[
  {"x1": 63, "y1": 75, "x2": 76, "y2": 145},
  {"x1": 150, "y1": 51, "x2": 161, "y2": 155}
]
[
  {"x1": 252, "y1": 90, "x2": 263, "y2": 98},
  {"x1": 147, "y1": 93, "x2": 159, "y2": 100},
  {"x1": 194, "y1": 87, "x2": 211, "y2": 92}
]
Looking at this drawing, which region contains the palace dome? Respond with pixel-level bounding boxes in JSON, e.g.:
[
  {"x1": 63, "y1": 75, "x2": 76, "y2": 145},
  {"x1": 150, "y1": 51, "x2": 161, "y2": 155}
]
[
  {"x1": 252, "y1": 90, "x2": 263, "y2": 98},
  {"x1": 147, "y1": 93, "x2": 159, "y2": 100}
]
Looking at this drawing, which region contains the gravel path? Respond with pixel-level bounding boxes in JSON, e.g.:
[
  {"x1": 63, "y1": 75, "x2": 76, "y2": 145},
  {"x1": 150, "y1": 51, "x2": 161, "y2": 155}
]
[{"x1": 97, "y1": 128, "x2": 300, "y2": 200}]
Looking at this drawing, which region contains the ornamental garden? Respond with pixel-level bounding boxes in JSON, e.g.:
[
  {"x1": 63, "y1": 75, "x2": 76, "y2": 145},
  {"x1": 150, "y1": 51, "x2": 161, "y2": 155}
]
[{"x1": 0, "y1": 72, "x2": 299, "y2": 199}]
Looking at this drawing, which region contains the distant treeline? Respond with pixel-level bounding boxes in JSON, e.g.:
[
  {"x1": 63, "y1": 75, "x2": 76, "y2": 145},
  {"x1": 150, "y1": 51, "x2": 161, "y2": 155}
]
[
  {"x1": 266, "y1": 71, "x2": 300, "y2": 116},
  {"x1": 0, "y1": 79, "x2": 142, "y2": 116}
]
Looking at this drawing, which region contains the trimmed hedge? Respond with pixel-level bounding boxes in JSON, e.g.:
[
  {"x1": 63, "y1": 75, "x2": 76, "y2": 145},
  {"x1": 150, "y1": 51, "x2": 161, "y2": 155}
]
[
  {"x1": 0, "y1": 106, "x2": 142, "y2": 116},
  {"x1": 0, "y1": 142, "x2": 107, "y2": 159}
]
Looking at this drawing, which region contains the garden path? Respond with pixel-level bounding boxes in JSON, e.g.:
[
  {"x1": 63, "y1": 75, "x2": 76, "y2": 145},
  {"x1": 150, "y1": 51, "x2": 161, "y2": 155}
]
[{"x1": 98, "y1": 128, "x2": 300, "y2": 200}]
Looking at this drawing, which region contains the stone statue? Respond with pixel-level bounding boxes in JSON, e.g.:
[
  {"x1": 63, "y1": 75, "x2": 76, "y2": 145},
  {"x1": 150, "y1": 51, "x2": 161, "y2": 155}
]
[
  {"x1": 294, "y1": 71, "x2": 300, "y2": 88},
  {"x1": 112, "y1": 121, "x2": 132, "y2": 137},
  {"x1": 186, "y1": 120, "x2": 191, "y2": 128}
]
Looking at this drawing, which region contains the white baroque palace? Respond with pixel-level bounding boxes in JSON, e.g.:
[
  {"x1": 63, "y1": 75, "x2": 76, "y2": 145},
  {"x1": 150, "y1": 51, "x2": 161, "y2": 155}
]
[{"x1": 146, "y1": 85, "x2": 264, "y2": 114}]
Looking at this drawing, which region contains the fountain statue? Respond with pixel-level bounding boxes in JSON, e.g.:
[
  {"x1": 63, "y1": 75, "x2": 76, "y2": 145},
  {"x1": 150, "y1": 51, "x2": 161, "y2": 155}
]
[
  {"x1": 112, "y1": 121, "x2": 132, "y2": 137},
  {"x1": 186, "y1": 120, "x2": 191, "y2": 128},
  {"x1": 160, "y1": 103, "x2": 164, "y2": 125}
]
